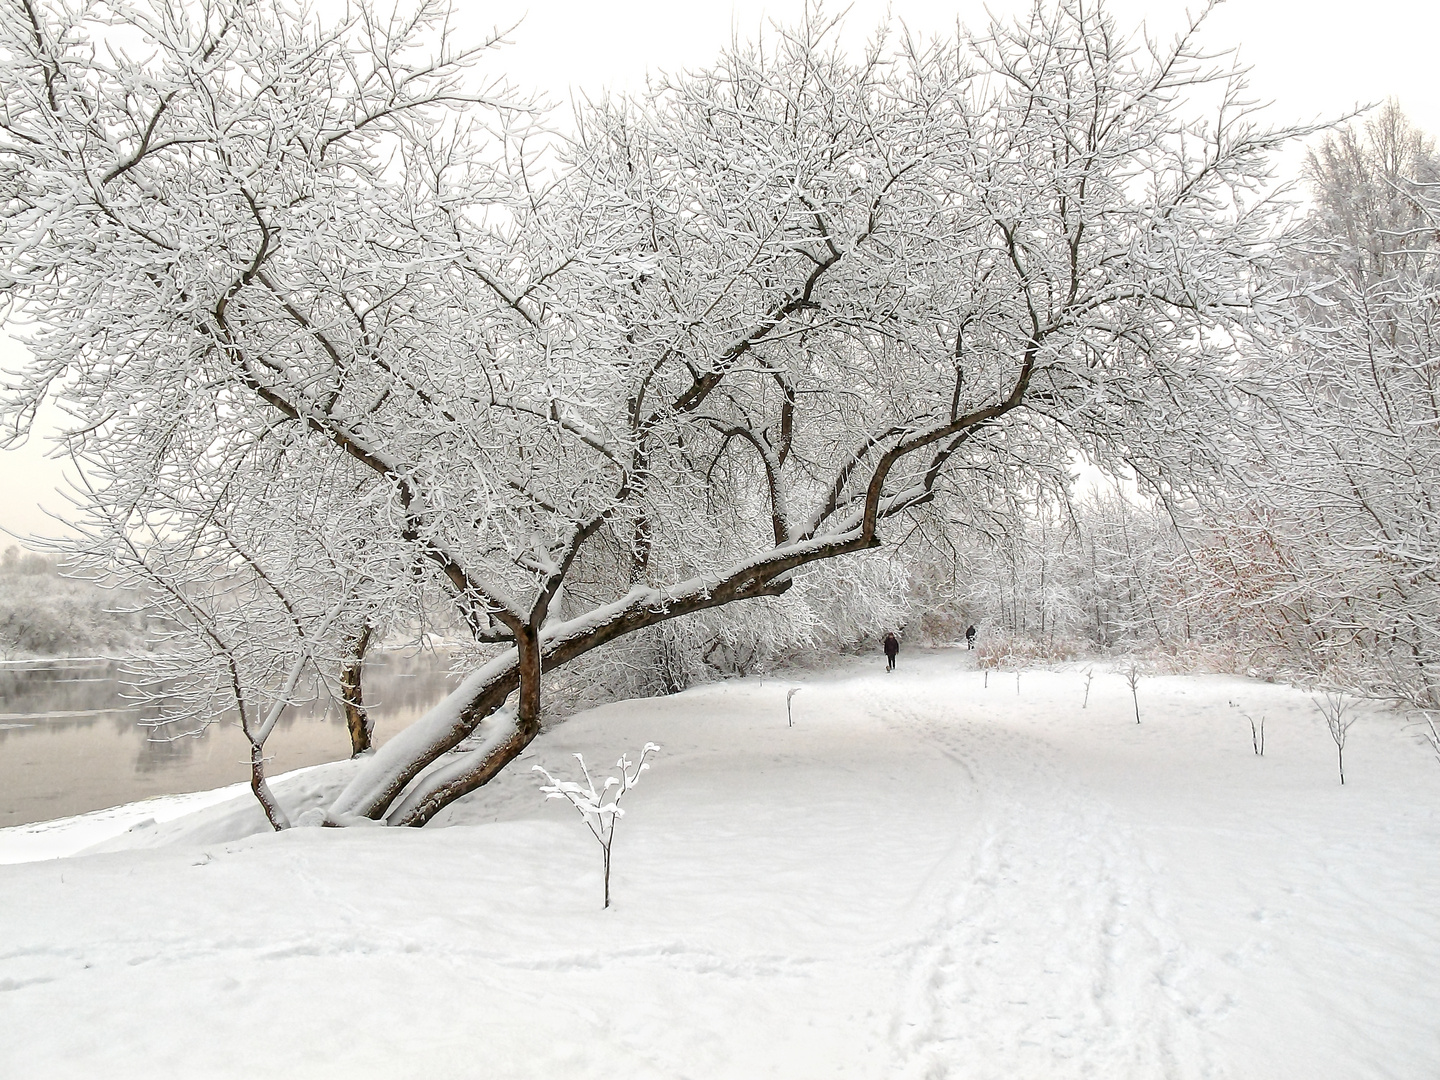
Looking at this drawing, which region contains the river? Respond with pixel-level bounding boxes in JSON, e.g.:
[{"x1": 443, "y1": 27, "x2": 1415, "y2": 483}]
[{"x1": 0, "y1": 653, "x2": 457, "y2": 828}]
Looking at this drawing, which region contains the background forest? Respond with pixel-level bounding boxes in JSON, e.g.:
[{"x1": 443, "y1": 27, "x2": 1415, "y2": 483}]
[{"x1": 0, "y1": 545, "x2": 147, "y2": 657}]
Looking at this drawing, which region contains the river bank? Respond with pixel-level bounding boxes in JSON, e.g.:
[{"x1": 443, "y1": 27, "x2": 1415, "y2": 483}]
[{"x1": 0, "y1": 652, "x2": 455, "y2": 827}]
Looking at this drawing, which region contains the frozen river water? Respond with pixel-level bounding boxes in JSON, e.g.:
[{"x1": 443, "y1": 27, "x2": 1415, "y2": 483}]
[{"x1": 0, "y1": 654, "x2": 454, "y2": 828}]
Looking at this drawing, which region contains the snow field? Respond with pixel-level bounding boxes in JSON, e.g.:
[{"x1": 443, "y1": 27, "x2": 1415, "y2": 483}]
[{"x1": 1, "y1": 651, "x2": 1437, "y2": 1079}]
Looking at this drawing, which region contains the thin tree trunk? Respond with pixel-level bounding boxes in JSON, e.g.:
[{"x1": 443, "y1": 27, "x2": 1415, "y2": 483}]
[
  {"x1": 603, "y1": 842, "x2": 612, "y2": 909},
  {"x1": 250, "y1": 739, "x2": 290, "y2": 831},
  {"x1": 342, "y1": 622, "x2": 374, "y2": 757}
]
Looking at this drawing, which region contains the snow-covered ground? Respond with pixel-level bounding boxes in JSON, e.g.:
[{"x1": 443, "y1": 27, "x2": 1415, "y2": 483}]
[{"x1": 2, "y1": 650, "x2": 1437, "y2": 1079}]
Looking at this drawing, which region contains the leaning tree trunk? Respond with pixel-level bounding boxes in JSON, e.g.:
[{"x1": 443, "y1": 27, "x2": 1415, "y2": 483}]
[{"x1": 376, "y1": 623, "x2": 550, "y2": 827}]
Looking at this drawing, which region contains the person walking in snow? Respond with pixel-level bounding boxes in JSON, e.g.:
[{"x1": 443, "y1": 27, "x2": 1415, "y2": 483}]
[
  {"x1": 883, "y1": 631, "x2": 900, "y2": 672},
  {"x1": 965, "y1": 625, "x2": 977, "y2": 650}
]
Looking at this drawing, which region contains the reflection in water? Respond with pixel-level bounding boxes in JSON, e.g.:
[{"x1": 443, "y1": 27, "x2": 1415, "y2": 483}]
[{"x1": 0, "y1": 653, "x2": 457, "y2": 828}]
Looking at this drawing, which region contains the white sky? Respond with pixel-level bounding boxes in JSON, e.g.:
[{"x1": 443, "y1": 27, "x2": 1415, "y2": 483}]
[{"x1": 3, "y1": 0, "x2": 1437, "y2": 545}]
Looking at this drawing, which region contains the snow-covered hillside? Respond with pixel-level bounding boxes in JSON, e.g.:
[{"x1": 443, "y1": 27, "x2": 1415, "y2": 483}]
[{"x1": 2, "y1": 651, "x2": 1437, "y2": 1079}]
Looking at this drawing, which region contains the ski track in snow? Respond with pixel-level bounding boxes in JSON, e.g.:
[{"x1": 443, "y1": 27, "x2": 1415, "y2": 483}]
[{"x1": 875, "y1": 675, "x2": 1217, "y2": 1080}]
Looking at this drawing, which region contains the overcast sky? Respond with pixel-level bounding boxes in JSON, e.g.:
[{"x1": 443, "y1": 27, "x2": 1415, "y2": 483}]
[{"x1": 3, "y1": 0, "x2": 1438, "y2": 545}]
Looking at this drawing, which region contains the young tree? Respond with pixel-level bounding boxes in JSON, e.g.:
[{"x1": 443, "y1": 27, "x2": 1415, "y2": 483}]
[
  {"x1": 1314, "y1": 692, "x2": 1359, "y2": 785},
  {"x1": 1, "y1": 0, "x2": 1297, "y2": 827},
  {"x1": 1123, "y1": 662, "x2": 1144, "y2": 725},
  {"x1": 1228, "y1": 700, "x2": 1265, "y2": 756},
  {"x1": 534, "y1": 744, "x2": 659, "y2": 909}
]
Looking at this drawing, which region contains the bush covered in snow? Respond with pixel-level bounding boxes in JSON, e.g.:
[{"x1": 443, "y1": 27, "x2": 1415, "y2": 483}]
[
  {"x1": 0, "y1": 548, "x2": 148, "y2": 658},
  {"x1": 974, "y1": 634, "x2": 1083, "y2": 670}
]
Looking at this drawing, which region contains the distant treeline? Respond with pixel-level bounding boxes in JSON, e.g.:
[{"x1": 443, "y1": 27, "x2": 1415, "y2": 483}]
[{"x1": 0, "y1": 546, "x2": 150, "y2": 658}]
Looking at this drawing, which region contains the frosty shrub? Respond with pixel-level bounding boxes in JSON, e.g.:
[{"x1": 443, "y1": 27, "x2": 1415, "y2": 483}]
[
  {"x1": 534, "y1": 744, "x2": 659, "y2": 909},
  {"x1": 976, "y1": 634, "x2": 1081, "y2": 671}
]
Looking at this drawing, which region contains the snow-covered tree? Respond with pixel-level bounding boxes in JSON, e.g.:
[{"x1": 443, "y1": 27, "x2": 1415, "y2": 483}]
[
  {"x1": 934, "y1": 491, "x2": 1211, "y2": 657},
  {"x1": 1, "y1": 0, "x2": 1296, "y2": 826},
  {"x1": 0, "y1": 546, "x2": 147, "y2": 657},
  {"x1": 1210, "y1": 104, "x2": 1440, "y2": 706}
]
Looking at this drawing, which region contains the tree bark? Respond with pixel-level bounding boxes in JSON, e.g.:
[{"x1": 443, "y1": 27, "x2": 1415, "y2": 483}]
[
  {"x1": 515, "y1": 623, "x2": 542, "y2": 740},
  {"x1": 250, "y1": 739, "x2": 290, "y2": 831},
  {"x1": 342, "y1": 623, "x2": 373, "y2": 757}
]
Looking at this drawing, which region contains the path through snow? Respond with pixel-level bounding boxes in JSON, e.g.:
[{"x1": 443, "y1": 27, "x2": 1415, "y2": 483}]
[{"x1": 881, "y1": 681, "x2": 1218, "y2": 1079}]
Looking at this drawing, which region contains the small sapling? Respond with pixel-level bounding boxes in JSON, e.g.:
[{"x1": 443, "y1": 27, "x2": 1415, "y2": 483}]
[
  {"x1": 1228, "y1": 700, "x2": 1265, "y2": 755},
  {"x1": 534, "y1": 743, "x2": 659, "y2": 908},
  {"x1": 1313, "y1": 692, "x2": 1358, "y2": 785},
  {"x1": 1412, "y1": 710, "x2": 1440, "y2": 767},
  {"x1": 1124, "y1": 662, "x2": 1143, "y2": 725}
]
